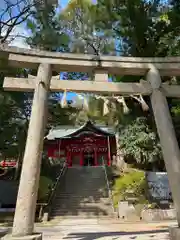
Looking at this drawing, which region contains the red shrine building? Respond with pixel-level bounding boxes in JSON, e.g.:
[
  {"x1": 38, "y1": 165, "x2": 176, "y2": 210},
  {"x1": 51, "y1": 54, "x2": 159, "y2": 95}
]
[{"x1": 45, "y1": 121, "x2": 117, "y2": 167}]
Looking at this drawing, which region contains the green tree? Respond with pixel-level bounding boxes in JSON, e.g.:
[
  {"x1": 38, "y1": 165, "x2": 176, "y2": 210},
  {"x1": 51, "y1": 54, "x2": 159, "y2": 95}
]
[
  {"x1": 97, "y1": 0, "x2": 172, "y2": 57},
  {"x1": 25, "y1": 0, "x2": 79, "y2": 128},
  {"x1": 26, "y1": 0, "x2": 69, "y2": 51},
  {"x1": 120, "y1": 117, "x2": 163, "y2": 171},
  {"x1": 0, "y1": 66, "x2": 31, "y2": 160},
  {"x1": 60, "y1": 0, "x2": 114, "y2": 55},
  {"x1": 93, "y1": 0, "x2": 176, "y2": 169}
]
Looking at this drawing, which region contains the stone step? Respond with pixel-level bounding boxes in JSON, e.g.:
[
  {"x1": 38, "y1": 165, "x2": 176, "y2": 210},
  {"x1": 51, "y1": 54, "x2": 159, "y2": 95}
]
[
  {"x1": 51, "y1": 207, "x2": 112, "y2": 213},
  {"x1": 51, "y1": 167, "x2": 114, "y2": 219},
  {"x1": 55, "y1": 191, "x2": 107, "y2": 195},
  {"x1": 53, "y1": 200, "x2": 111, "y2": 204},
  {"x1": 52, "y1": 209, "x2": 112, "y2": 212},
  {"x1": 53, "y1": 204, "x2": 112, "y2": 208},
  {"x1": 58, "y1": 184, "x2": 107, "y2": 187},
  {"x1": 55, "y1": 191, "x2": 109, "y2": 195},
  {"x1": 51, "y1": 210, "x2": 113, "y2": 217},
  {"x1": 54, "y1": 196, "x2": 109, "y2": 201},
  {"x1": 58, "y1": 186, "x2": 107, "y2": 189},
  {"x1": 51, "y1": 212, "x2": 111, "y2": 216},
  {"x1": 50, "y1": 216, "x2": 115, "y2": 221},
  {"x1": 53, "y1": 200, "x2": 112, "y2": 206},
  {"x1": 51, "y1": 207, "x2": 112, "y2": 212},
  {"x1": 55, "y1": 192, "x2": 109, "y2": 196},
  {"x1": 56, "y1": 187, "x2": 108, "y2": 191},
  {"x1": 52, "y1": 209, "x2": 113, "y2": 216},
  {"x1": 52, "y1": 205, "x2": 113, "y2": 213},
  {"x1": 53, "y1": 204, "x2": 111, "y2": 208},
  {"x1": 52, "y1": 205, "x2": 111, "y2": 209},
  {"x1": 52, "y1": 204, "x2": 112, "y2": 209},
  {"x1": 54, "y1": 196, "x2": 109, "y2": 200},
  {"x1": 51, "y1": 215, "x2": 114, "y2": 219}
]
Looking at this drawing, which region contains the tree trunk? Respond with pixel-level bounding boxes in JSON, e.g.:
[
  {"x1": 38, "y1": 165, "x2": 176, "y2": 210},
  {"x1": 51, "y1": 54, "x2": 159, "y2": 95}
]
[{"x1": 115, "y1": 133, "x2": 127, "y2": 172}]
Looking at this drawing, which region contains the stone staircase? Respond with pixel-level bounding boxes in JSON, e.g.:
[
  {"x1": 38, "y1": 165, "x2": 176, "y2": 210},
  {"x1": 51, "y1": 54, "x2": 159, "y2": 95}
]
[{"x1": 50, "y1": 166, "x2": 114, "y2": 219}]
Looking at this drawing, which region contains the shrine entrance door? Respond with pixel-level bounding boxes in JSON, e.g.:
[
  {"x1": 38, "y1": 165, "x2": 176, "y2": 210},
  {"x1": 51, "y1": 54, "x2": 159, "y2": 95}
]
[{"x1": 83, "y1": 150, "x2": 95, "y2": 166}]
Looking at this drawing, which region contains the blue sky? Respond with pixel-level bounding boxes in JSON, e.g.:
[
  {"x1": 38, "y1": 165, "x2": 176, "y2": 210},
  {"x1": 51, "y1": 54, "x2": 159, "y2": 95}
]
[
  {"x1": 60, "y1": 0, "x2": 81, "y2": 100},
  {"x1": 6, "y1": 0, "x2": 69, "y2": 48},
  {"x1": 61, "y1": 0, "x2": 69, "y2": 8},
  {"x1": 5, "y1": 0, "x2": 82, "y2": 101},
  {"x1": 5, "y1": 0, "x2": 99, "y2": 100}
]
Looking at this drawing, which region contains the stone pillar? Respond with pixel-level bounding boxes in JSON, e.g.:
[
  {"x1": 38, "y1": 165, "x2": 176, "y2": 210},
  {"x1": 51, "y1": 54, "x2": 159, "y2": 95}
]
[
  {"x1": 94, "y1": 69, "x2": 108, "y2": 82},
  {"x1": 147, "y1": 65, "x2": 180, "y2": 239},
  {"x1": 10, "y1": 64, "x2": 52, "y2": 238}
]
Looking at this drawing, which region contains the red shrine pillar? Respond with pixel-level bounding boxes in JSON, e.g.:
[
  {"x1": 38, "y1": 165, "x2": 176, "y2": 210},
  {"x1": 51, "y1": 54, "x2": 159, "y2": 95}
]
[
  {"x1": 66, "y1": 150, "x2": 69, "y2": 166},
  {"x1": 107, "y1": 152, "x2": 111, "y2": 166},
  {"x1": 80, "y1": 149, "x2": 84, "y2": 166},
  {"x1": 94, "y1": 148, "x2": 98, "y2": 166},
  {"x1": 67, "y1": 150, "x2": 72, "y2": 167},
  {"x1": 107, "y1": 136, "x2": 111, "y2": 166},
  {"x1": 69, "y1": 150, "x2": 72, "y2": 167}
]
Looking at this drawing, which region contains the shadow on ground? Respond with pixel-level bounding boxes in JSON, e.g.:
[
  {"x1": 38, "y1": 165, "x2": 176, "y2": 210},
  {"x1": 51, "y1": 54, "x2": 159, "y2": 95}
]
[
  {"x1": 63, "y1": 229, "x2": 169, "y2": 240},
  {"x1": 0, "y1": 227, "x2": 170, "y2": 239},
  {"x1": 0, "y1": 228, "x2": 10, "y2": 238}
]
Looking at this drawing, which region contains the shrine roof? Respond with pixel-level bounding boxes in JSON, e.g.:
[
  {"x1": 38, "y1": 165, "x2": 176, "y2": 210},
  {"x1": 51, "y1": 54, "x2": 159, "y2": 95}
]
[{"x1": 45, "y1": 121, "x2": 115, "y2": 140}]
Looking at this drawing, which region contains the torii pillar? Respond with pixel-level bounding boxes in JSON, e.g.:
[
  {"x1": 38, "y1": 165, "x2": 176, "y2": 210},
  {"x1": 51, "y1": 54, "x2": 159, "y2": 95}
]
[
  {"x1": 147, "y1": 65, "x2": 180, "y2": 240},
  {"x1": 3, "y1": 63, "x2": 52, "y2": 240}
]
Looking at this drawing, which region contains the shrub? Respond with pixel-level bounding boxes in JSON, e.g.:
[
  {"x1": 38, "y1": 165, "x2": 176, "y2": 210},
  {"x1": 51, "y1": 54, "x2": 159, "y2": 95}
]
[
  {"x1": 112, "y1": 169, "x2": 147, "y2": 208},
  {"x1": 120, "y1": 117, "x2": 163, "y2": 167},
  {"x1": 38, "y1": 176, "x2": 53, "y2": 202}
]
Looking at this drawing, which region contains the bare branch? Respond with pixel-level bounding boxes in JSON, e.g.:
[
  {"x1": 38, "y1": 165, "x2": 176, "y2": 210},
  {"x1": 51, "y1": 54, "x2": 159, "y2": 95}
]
[{"x1": 0, "y1": 0, "x2": 39, "y2": 43}]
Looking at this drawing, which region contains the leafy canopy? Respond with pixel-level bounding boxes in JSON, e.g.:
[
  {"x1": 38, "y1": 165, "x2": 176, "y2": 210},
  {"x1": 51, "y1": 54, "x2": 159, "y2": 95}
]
[{"x1": 120, "y1": 117, "x2": 163, "y2": 165}]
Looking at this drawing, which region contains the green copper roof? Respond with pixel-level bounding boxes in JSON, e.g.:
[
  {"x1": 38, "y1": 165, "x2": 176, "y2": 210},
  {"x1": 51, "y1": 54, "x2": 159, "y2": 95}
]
[{"x1": 46, "y1": 121, "x2": 115, "y2": 140}]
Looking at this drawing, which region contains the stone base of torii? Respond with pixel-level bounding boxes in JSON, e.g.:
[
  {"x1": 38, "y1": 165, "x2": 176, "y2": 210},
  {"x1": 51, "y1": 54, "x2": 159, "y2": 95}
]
[{"x1": 1, "y1": 45, "x2": 180, "y2": 239}]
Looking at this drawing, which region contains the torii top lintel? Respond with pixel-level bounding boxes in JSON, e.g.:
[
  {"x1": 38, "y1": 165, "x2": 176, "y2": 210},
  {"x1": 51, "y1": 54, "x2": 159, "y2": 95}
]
[
  {"x1": 1, "y1": 45, "x2": 180, "y2": 76},
  {"x1": 2, "y1": 45, "x2": 180, "y2": 97}
]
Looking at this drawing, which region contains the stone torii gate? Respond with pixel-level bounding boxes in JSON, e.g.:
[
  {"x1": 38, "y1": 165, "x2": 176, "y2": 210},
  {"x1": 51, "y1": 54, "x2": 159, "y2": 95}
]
[{"x1": 1, "y1": 46, "x2": 180, "y2": 240}]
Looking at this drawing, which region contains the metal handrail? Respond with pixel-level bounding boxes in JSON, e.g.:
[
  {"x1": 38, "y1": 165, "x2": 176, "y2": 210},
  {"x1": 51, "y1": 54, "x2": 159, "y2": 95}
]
[
  {"x1": 36, "y1": 161, "x2": 67, "y2": 221},
  {"x1": 37, "y1": 161, "x2": 67, "y2": 208},
  {"x1": 102, "y1": 158, "x2": 115, "y2": 213},
  {"x1": 47, "y1": 161, "x2": 67, "y2": 206}
]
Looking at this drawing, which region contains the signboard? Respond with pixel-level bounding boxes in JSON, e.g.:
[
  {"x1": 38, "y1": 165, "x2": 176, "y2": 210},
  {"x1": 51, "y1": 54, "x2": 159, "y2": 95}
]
[
  {"x1": 0, "y1": 160, "x2": 17, "y2": 168},
  {"x1": 146, "y1": 172, "x2": 172, "y2": 201}
]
